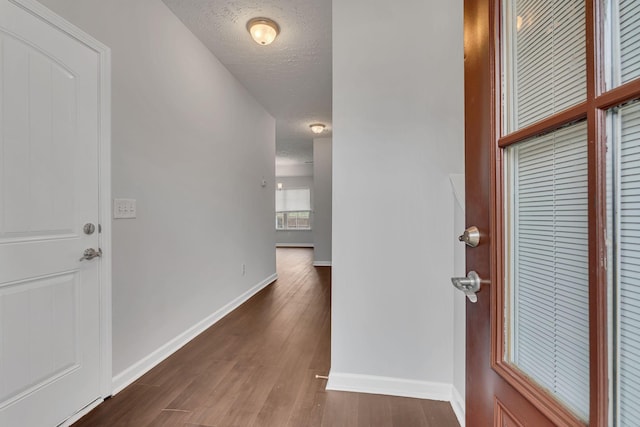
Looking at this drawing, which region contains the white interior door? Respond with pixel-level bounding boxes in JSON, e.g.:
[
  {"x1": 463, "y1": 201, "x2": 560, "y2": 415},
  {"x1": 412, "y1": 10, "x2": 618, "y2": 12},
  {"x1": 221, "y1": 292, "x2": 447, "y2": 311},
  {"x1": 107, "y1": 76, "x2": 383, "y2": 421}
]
[{"x1": 0, "y1": 1, "x2": 103, "y2": 425}]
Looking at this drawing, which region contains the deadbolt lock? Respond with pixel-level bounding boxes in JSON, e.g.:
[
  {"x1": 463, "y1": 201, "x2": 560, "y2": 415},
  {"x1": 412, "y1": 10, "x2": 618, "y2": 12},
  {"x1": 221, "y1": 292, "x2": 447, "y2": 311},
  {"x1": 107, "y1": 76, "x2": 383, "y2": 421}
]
[{"x1": 458, "y1": 226, "x2": 480, "y2": 247}]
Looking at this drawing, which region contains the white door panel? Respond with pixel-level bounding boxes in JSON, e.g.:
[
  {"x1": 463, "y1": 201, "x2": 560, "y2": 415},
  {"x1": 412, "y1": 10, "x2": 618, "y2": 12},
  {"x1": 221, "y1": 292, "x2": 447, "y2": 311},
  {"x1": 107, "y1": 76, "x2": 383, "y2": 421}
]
[
  {"x1": 1, "y1": 273, "x2": 80, "y2": 403},
  {"x1": 0, "y1": 1, "x2": 102, "y2": 425}
]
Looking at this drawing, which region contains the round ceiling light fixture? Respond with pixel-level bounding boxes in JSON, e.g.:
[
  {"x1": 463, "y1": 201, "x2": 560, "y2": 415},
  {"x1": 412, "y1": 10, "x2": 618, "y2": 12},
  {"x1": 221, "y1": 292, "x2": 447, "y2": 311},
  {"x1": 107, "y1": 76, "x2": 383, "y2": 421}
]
[
  {"x1": 247, "y1": 18, "x2": 280, "y2": 46},
  {"x1": 310, "y1": 123, "x2": 326, "y2": 134}
]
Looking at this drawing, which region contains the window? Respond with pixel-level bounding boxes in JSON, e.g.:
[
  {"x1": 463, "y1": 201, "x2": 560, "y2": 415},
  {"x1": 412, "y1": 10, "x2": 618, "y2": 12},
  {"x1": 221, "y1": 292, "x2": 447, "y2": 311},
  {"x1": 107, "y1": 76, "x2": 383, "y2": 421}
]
[
  {"x1": 607, "y1": 2, "x2": 640, "y2": 425},
  {"x1": 505, "y1": 122, "x2": 590, "y2": 419},
  {"x1": 495, "y1": 0, "x2": 640, "y2": 423},
  {"x1": 502, "y1": 0, "x2": 590, "y2": 420},
  {"x1": 607, "y1": 0, "x2": 640, "y2": 89},
  {"x1": 503, "y1": 0, "x2": 586, "y2": 132},
  {"x1": 275, "y1": 188, "x2": 311, "y2": 230},
  {"x1": 607, "y1": 101, "x2": 640, "y2": 426}
]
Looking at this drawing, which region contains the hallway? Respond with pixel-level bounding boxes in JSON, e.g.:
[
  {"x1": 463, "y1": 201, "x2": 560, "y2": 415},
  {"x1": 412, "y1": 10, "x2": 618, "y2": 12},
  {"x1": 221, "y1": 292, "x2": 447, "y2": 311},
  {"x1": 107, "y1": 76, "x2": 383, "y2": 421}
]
[{"x1": 74, "y1": 248, "x2": 458, "y2": 426}]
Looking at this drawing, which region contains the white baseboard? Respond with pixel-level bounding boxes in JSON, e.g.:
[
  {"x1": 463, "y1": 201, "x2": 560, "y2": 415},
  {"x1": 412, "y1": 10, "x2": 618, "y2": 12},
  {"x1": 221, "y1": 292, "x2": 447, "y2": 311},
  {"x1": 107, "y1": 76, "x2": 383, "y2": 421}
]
[
  {"x1": 111, "y1": 273, "x2": 278, "y2": 394},
  {"x1": 276, "y1": 243, "x2": 314, "y2": 248},
  {"x1": 451, "y1": 386, "x2": 465, "y2": 427},
  {"x1": 326, "y1": 372, "x2": 452, "y2": 402},
  {"x1": 61, "y1": 398, "x2": 103, "y2": 426},
  {"x1": 313, "y1": 261, "x2": 332, "y2": 267}
]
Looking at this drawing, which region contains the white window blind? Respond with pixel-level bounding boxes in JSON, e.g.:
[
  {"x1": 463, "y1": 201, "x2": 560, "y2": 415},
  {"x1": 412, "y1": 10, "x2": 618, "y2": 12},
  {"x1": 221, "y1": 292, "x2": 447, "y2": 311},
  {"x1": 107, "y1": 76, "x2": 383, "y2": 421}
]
[
  {"x1": 618, "y1": 0, "x2": 640, "y2": 85},
  {"x1": 506, "y1": 121, "x2": 589, "y2": 420},
  {"x1": 612, "y1": 102, "x2": 640, "y2": 426},
  {"x1": 505, "y1": 0, "x2": 586, "y2": 131},
  {"x1": 275, "y1": 188, "x2": 310, "y2": 212}
]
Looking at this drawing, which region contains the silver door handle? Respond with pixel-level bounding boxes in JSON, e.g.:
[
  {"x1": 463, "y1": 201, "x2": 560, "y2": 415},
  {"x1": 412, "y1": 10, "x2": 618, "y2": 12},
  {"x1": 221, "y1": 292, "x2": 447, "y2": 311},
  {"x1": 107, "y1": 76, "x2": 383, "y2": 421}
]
[
  {"x1": 451, "y1": 271, "x2": 482, "y2": 303},
  {"x1": 79, "y1": 248, "x2": 102, "y2": 261}
]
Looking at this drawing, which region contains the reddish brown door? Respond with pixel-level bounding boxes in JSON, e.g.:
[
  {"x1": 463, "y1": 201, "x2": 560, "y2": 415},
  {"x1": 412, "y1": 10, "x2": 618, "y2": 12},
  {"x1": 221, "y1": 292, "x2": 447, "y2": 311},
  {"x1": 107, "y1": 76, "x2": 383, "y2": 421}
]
[
  {"x1": 462, "y1": 0, "x2": 619, "y2": 425},
  {"x1": 463, "y1": 2, "x2": 562, "y2": 424}
]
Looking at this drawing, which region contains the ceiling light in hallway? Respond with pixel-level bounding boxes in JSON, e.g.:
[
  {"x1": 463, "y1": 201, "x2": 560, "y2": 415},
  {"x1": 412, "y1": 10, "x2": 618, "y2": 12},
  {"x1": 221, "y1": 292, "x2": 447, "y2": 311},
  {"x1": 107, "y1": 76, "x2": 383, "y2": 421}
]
[
  {"x1": 310, "y1": 123, "x2": 326, "y2": 134},
  {"x1": 247, "y1": 18, "x2": 280, "y2": 46}
]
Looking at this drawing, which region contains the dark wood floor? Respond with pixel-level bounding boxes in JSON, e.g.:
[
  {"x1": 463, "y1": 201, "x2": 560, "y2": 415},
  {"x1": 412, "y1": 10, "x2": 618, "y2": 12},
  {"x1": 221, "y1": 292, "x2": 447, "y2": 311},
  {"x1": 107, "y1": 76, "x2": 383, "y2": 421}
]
[{"x1": 74, "y1": 248, "x2": 459, "y2": 426}]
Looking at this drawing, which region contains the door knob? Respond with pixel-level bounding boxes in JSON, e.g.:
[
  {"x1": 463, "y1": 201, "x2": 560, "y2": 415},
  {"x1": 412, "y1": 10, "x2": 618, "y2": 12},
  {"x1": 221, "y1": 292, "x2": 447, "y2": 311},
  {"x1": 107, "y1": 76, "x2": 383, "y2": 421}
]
[
  {"x1": 83, "y1": 223, "x2": 96, "y2": 235},
  {"x1": 458, "y1": 226, "x2": 480, "y2": 247},
  {"x1": 451, "y1": 271, "x2": 482, "y2": 303},
  {"x1": 79, "y1": 248, "x2": 102, "y2": 261}
]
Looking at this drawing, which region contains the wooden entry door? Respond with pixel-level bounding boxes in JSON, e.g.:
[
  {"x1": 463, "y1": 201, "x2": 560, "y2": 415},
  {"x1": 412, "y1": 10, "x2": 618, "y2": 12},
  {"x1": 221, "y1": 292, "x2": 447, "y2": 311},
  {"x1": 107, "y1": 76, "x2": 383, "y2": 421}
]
[
  {"x1": 459, "y1": 0, "x2": 640, "y2": 425},
  {"x1": 0, "y1": 1, "x2": 109, "y2": 425}
]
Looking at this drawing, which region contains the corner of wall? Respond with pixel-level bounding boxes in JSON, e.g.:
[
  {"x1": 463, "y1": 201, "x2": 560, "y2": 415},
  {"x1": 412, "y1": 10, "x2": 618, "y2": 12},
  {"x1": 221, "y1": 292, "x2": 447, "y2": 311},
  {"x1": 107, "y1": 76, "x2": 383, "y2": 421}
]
[
  {"x1": 451, "y1": 385, "x2": 465, "y2": 427},
  {"x1": 326, "y1": 371, "x2": 464, "y2": 426}
]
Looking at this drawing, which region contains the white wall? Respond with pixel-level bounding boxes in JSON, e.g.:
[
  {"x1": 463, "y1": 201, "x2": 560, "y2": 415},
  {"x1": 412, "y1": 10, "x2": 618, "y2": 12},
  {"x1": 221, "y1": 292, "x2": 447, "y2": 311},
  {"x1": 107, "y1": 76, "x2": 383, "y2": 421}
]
[
  {"x1": 329, "y1": 0, "x2": 464, "y2": 402},
  {"x1": 38, "y1": 0, "x2": 276, "y2": 383},
  {"x1": 313, "y1": 138, "x2": 332, "y2": 265},
  {"x1": 276, "y1": 175, "x2": 314, "y2": 246}
]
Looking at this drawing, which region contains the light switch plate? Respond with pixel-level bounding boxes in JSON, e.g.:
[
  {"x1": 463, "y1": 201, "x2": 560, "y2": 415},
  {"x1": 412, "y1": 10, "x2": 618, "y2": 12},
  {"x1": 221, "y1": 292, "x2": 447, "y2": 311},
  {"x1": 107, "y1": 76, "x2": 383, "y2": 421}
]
[{"x1": 113, "y1": 198, "x2": 137, "y2": 219}]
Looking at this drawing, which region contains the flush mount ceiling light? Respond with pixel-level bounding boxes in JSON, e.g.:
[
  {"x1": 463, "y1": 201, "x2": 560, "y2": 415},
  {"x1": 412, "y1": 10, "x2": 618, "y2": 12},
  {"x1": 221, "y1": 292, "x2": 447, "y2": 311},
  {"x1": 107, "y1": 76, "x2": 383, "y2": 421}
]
[
  {"x1": 247, "y1": 18, "x2": 280, "y2": 46},
  {"x1": 309, "y1": 123, "x2": 326, "y2": 134}
]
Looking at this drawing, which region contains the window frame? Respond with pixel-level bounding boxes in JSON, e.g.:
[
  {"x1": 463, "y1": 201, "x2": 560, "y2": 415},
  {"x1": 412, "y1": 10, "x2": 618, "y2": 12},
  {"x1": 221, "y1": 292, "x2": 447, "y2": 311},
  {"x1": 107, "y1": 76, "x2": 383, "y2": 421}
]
[
  {"x1": 275, "y1": 186, "x2": 312, "y2": 231},
  {"x1": 275, "y1": 210, "x2": 312, "y2": 231}
]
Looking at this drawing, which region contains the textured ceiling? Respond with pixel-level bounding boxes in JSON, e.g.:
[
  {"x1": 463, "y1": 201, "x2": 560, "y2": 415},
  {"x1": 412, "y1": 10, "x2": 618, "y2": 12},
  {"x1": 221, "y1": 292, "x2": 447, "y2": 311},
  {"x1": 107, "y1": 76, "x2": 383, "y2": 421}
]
[
  {"x1": 162, "y1": 0, "x2": 332, "y2": 171},
  {"x1": 276, "y1": 138, "x2": 313, "y2": 165}
]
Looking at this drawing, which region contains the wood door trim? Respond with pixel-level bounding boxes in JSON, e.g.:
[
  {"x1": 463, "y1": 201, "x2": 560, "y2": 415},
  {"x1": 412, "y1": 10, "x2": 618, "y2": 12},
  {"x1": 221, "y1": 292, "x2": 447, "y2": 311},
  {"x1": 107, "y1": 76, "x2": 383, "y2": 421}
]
[
  {"x1": 587, "y1": 0, "x2": 608, "y2": 424},
  {"x1": 491, "y1": 362, "x2": 588, "y2": 427},
  {"x1": 594, "y1": 80, "x2": 640, "y2": 110},
  {"x1": 497, "y1": 103, "x2": 587, "y2": 147}
]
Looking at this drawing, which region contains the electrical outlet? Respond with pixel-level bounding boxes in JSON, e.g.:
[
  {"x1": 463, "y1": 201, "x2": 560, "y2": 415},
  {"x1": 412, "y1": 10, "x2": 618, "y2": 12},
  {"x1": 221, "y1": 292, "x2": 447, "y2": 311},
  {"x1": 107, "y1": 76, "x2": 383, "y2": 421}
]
[
  {"x1": 113, "y1": 198, "x2": 137, "y2": 219},
  {"x1": 242, "y1": 263, "x2": 246, "y2": 276}
]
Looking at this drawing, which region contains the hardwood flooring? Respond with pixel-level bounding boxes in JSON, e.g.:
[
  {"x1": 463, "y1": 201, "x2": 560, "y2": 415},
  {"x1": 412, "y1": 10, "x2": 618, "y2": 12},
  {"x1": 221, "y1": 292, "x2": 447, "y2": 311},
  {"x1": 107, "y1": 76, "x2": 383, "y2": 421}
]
[{"x1": 74, "y1": 248, "x2": 460, "y2": 427}]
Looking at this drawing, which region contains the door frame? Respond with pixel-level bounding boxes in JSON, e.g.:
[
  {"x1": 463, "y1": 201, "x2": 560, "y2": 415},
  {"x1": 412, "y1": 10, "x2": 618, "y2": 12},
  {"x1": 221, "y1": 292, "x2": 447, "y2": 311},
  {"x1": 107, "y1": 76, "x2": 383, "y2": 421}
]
[{"x1": 10, "y1": 0, "x2": 113, "y2": 411}]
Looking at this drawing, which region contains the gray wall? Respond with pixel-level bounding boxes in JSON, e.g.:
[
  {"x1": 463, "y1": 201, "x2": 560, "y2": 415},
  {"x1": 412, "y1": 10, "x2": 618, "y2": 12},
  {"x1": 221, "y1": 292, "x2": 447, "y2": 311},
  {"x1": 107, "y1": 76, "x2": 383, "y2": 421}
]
[
  {"x1": 275, "y1": 175, "x2": 314, "y2": 247},
  {"x1": 39, "y1": 0, "x2": 276, "y2": 380},
  {"x1": 275, "y1": 230, "x2": 314, "y2": 246},
  {"x1": 313, "y1": 138, "x2": 332, "y2": 264},
  {"x1": 330, "y1": 0, "x2": 464, "y2": 400}
]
